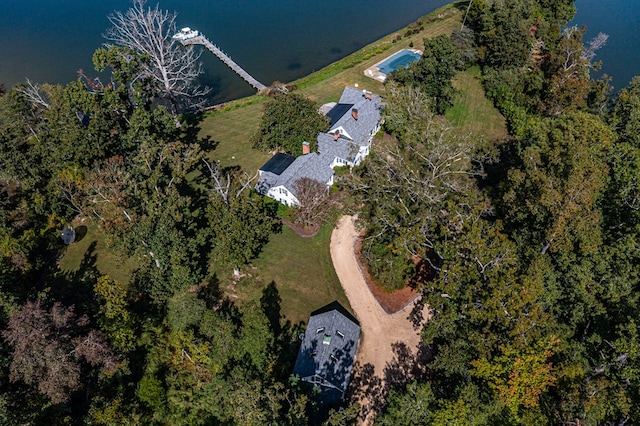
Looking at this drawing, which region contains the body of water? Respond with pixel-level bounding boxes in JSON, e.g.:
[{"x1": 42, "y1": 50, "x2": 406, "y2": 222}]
[
  {"x1": 573, "y1": 0, "x2": 640, "y2": 90},
  {"x1": 1, "y1": 1, "x2": 637, "y2": 102},
  {"x1": 0, "y1": 0, "x2": 450, "y2": 102}
]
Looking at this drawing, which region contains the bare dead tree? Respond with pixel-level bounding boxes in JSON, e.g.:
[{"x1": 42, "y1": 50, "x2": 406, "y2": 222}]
[
  {"x1": 582, "y1": 32, "x2": 609, "y2": 63},
  {"x1": 292, "y1": 177, "x2": 334, "y2": 229},
  {"x1": 104, "y1": 0, "x2": 210, "y2": 114},
  {"x1": 558, "y1": 26, "x2": 608, "y2": 74},
  {"x1": 202, "y1": 158, "x2": 255, "y2": 204},
  {"x1": 18, "y1": 79, "x2": 50, "y2": 109}
]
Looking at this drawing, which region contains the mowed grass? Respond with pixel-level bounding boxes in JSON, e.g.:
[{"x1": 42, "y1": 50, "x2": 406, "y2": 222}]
[
  {"x1": 197, "y1": 102, "x2": 268, "y2": 173},
  {"x1": 58, "y1": 223, "x2": 138, "y2": 286},
  {"x1": 447, "y1": 66, "x2": 508, "y2": 140},
  {"x1": 222, "y1": 223, "x2": 349, "y2": 324}
]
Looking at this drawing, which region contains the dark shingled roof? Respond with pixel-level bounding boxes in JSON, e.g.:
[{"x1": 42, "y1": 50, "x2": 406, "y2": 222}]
[
  {"x1": 258, "y1": 152, "x2": 296, "y2": 175},
  {"x1": 292, "y1": 301, "x2": 360, "y2": 404},
  {"x1": 326, "y1": 103, "x2": 354, "y2": 127}
]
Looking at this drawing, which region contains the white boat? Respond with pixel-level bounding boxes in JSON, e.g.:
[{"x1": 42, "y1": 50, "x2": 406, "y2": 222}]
[{"x1": 173, "y1": 27, "x2": 199, "y2": 40}]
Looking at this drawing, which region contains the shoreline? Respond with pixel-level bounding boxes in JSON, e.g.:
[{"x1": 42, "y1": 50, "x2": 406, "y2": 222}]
[{"x1": 198, "y1": 2, "x2": 461, "y2": 113}]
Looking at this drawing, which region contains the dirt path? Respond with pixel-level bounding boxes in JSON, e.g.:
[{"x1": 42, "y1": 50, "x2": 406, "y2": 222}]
[{"x1": 330, "y1": 215, "x2": 427, "y2": 423}]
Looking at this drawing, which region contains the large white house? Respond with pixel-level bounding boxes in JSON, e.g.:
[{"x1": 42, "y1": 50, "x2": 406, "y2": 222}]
[{"x1": 256, "y1": 86, "x2": 383, "y2": 205}]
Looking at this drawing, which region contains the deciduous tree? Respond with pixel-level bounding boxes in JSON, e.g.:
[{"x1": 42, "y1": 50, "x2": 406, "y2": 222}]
[
  {"x1": 292, "y1": 177, "x2": 334, "y2": 230},
  {"x1": 104, "y1": 0, "x2": 209, "y2": 114},
  {"x1": 252, "y1": 92, "x2": 329, "y2": 156},
  {"x1": 2, "y1": 301, "x2": 117, "y2": 403},
  {"x1": 390, "y1": 35, "x2": 460, "y2": 114}
]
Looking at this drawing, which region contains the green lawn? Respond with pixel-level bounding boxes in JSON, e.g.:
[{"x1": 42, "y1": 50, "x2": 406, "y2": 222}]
[
  {"x1": 219, "y1": 222, "x2": 349, "y2": 324},
  {"x1": 197, "y1": 102, "x2": 269, "y2": 173},
  {"x1": 447, "y1": 66, "x2": 508, "y2": 140},
  {"x1": 58, "y1": 224, "x2": 138, "y2": 287}
]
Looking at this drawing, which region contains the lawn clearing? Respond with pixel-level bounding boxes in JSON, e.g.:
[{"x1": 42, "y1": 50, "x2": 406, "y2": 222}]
[
  {"x1": 197, "y1": 102, "x2": 269, "y2": 173},
  {"x1": 221, "y1": 222, "x2": 349, "y2": 324},
  {"x1": 58, "y1": 223, "x2": 137, "y2": 287},
  {"x1": 447, "y1": 66, "x2": 508, "y2": 140}
]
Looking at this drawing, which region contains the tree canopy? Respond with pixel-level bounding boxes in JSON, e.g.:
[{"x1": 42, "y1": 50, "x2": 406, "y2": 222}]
[{"x1": 252, "y1": 92, "x2": 329, "y2": 156}]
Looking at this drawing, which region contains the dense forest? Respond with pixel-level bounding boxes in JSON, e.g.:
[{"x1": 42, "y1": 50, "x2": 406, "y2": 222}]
[{"x1": 1, "y1": 0, "x2": 640, "y2": 424}]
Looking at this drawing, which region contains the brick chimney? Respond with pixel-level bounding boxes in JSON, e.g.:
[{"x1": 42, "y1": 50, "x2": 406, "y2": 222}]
[
  {"x1": 334, "y1": 131, "x2": 340, "y2": 141},
  {"x1": 302, "y1": 141, "x2": 310, "y2": 155},
  {"x1": 351, "y1": 108, "x2": 358, "y2": 121}
]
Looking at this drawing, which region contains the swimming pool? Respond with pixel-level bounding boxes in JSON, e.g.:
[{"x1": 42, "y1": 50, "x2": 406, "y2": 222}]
[{"x1": 377, "y1": 49, "x2": 422, "y2": 74}]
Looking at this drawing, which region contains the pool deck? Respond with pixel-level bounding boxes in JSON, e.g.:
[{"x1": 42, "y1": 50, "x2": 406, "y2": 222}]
[{"x1": 364, "y1": 48, "x2": 422, "y2": 82}]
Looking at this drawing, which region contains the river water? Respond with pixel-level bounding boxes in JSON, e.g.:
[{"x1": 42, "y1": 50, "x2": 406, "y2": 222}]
[
  {"x1": 0, "y1": 0, "x2": 449, "y2": 102},
  {"x1": 573, "y1": 0, "x2": 640, "y2": 90},
  {"x1": 0, "y1": 1, "x2": 637, "y2": 102}
]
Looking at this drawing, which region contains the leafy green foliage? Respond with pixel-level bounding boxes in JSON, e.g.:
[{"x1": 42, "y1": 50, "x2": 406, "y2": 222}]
[
  {"x1": 252, "y1": 92, "x2": 329, "y2": 156},
  {"x1": 349, "y1": 84, "x2": 480, "y2": 290},
  {"x1": 390, "y1": 35, "x2": 461, "y2": 114},
  {"x1": 368, "y1": 3, "x2": 640, "y2": 424},
  {"x1": 94, "y1": 275, "x2": 135, "y2": 352}
]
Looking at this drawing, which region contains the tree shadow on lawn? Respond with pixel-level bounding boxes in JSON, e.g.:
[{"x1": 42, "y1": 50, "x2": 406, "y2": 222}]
[
  {"x1": 180, "y1": 110, "x2": 220, "y2": 152},
  {"x1": 260, "y1": 281, "x2": 307, "y2": 381},
  {"x1": 74, "y1": 225, "x2": 88, "y2": 242},
  {"x1": 54, "y1": 241, "x2": 101, "y2": 316}
]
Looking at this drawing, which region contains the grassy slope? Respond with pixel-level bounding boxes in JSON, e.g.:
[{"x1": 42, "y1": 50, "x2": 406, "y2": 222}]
[
  {"x1": 196, "y1": 102, "x2": 268, "y2": 173},
  {"x1": 447, "y1": 65, "x2": 508, "y2": 140},
  {"x1": 59, "y1": 2, "x2": 507, "y2": 323}
]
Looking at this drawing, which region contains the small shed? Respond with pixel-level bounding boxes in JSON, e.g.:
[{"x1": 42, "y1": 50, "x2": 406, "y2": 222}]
[{"x1": 292, "y1": 301, "x2": 360, "y2": 404}]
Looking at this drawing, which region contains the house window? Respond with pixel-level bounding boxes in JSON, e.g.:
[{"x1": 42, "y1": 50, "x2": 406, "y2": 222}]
[{"x1": 279, "y1": 188, "x2": 288, "y2": 195}]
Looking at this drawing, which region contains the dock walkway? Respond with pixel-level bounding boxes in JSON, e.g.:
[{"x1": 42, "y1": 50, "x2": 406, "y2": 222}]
[{"x1": 179, "y1": 35, "x2": 266, "y2": 91}]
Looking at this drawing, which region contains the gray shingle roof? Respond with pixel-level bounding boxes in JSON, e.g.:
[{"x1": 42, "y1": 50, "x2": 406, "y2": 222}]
[
  {"x1": 257, "y1": 87, "x2": 382, "y2": 201},
  {"x1": 274, "y1": 153, "x2": 334, "y2": 198},
  {"x1": 327, "y1": 86, "x2": 383, "y2": 146},
  {"x1": 317, "y1": 132, "x2": 358, "y2": 164},
  {"x1": 292, "y1": 302, "x2": 360, "y2": 403}
]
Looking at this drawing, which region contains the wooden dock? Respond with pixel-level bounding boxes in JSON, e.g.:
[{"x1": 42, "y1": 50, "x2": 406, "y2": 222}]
[{"x1": 179, "y1": 35, "x2": 266, "y2": 91}]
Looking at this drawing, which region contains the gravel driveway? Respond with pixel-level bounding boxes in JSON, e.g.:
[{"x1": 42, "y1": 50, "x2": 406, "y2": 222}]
[{"x1": 330, "y1": 215, "x2": 427, "y2": 423}]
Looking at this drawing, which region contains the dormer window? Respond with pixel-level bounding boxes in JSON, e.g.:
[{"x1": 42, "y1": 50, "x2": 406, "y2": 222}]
[
  {"x1": 316, "y1": 327, "x2": 325, "y2": 334},
  {"x1": 337, "y1": 330, "x2": 345, "y2": 339}
]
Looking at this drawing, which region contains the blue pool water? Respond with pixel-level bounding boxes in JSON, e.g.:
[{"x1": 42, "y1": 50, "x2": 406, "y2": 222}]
[{"x1": 378, "y1": 50, "x2": 422, "y2": 74}]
